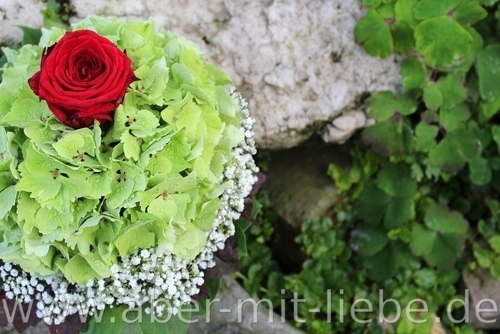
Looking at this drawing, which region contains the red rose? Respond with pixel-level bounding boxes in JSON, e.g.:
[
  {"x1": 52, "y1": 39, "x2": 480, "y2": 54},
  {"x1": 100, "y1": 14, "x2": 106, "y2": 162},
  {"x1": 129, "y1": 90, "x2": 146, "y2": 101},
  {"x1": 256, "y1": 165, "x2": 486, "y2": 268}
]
[{"x1": 28, "y1": 30, "x2": 137, "y2": 128}]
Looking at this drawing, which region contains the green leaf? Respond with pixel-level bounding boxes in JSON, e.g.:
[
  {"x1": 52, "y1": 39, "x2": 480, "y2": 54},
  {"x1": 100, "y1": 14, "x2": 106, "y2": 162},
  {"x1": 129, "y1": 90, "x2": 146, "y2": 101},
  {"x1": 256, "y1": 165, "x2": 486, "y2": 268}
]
[
  {"x1": 454, "y1": 0, "x2": 487, "y2": 26},
  {"x1": 437, "y1": 74, "x2": 467, "y2": 109},
  {"x1": 354, "y1": 9, "x2": 393, "y2": 58},
  {"x1": 357, "y1": 182, "x2": 391, "y2": 225},
  {"x1": 428, "y1": 129, "x2": 480, "y2": 174},
  {"x1": 361, "y1": 0, "x2": 383, "y2": 7},
  {"x1": 476, "y1": 44, "x2": 500, "y2": 102},
  {"x1": 394, "y1": 0, "x2": 419, "y2": 29},
  {"x1": 0, "y1": 185, "x2": 17, "y2": 219},
  {"x1": 350, "y1": 227, "x2": 388, "y2": 257},
  {"x1": 366, "y1": 91, "x2": 417, "y2": 121},
  {"x1": 414, "y1": 268, "x2": 437, "y2": 288},
  {"x1": 392, "y1": 22, "x2": 415, "y2": 53},
  {"x1": 469, "y1": 156, "x2": 492, "y2": 186},
  {"x1": 18, "y1": 26, "x2": 42, "y2": 45},
  {"x1": 363, "y1": 241, "x2": 412, "y2": 281},
  {"x1": 489, "y1": 236, "x2": 500, "y2": 253},
  {"x1": 415, "y1": 122, "x2": 438, "y2": 152},
  {"x1": 413, "y1": 0, "x2": 462, "y2": 20},
  {"x1": 473, "y1": 243, "x2": 493, "y2": 268},
  {"x1": 410, "y1": 223, "x2": 465, "y2": 269},
  {"x1": 362, "y1": 120, "x2": 412, "y2": 157},
  {"x1": 493, "y1": 125, "x2": 500, "y2": 153},
  {"x1": 440, "y1": 104, "x2": 470, "y2": 131},
  {"x1": 424, "y1": 205, "x2": 468, "y2": 235},
  {"x1": 235, "y1": 222, "x2": 248, "y2": 257},
  {"x1": 478, "y1": 0, "x2": 499, "y2": 5},
  {"x1": 400, "y1": 58, "x2": 426, "y2": 89},
  {"x1": 415, "y1": 16, "x2": 473, "y2": 67},
  {"x1": 377, "y1": 163, "x2": 416, "y2": 197},
  {"x1": 384, "y1": 198, "x2": 413, "y2": 229},
  {"x1": 427, "y1": 233, "x2": 465, "y2": 268},
  {"x1": 423, "y1": 83, "x2": 443, "y2": 110},
  {"x1": 410, "y1": 225, "x2": 436, "y2": 256}
]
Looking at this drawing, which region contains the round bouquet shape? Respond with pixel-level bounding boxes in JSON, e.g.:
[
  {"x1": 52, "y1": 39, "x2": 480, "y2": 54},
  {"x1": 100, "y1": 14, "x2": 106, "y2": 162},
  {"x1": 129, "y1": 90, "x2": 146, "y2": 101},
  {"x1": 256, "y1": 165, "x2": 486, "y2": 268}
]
[{"x1": 0, "y1": 15, "x2": 258, "y2": 331}]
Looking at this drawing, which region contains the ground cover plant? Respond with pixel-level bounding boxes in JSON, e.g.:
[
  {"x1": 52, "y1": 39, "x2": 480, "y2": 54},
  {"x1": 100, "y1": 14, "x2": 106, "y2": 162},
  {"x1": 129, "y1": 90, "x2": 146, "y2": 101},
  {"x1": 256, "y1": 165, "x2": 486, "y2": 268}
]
[{"x1": 239, "y1": 0, "x2": 500, "y2": 333}]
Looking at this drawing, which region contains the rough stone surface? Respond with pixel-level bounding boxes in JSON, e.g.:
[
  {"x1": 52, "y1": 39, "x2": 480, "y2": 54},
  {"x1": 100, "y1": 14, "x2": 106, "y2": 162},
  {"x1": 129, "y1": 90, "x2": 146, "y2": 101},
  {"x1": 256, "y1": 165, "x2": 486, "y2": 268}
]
[
  {"x1": 264, "y1": 142, "x2": 350, "y2": 229},
  {"x1": 463, "y1": 268, "x2": 500, "y2": 330},
  {"x1": 0, "y1": 324, "x2": 48, "y2": 334},
  {"x1": 188, "y1": 276, "x2": 304, "y2": 334},
  {"x1": 70, "y1": 0, "x2": 401, "y2": 149},
  {"x1": 262, "y1": 142, "x2": 350, "y2": 272},
  {"x1": 0, "y1": 0, "x2": 44, "y2": 46}
]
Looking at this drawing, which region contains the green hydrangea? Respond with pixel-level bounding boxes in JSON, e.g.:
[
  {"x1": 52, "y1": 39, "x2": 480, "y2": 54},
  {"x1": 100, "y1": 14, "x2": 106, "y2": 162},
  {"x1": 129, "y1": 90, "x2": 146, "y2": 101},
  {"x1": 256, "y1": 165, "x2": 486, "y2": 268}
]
[{"x1": 0, "y1": 16, "x2": 245, "y2": 285}]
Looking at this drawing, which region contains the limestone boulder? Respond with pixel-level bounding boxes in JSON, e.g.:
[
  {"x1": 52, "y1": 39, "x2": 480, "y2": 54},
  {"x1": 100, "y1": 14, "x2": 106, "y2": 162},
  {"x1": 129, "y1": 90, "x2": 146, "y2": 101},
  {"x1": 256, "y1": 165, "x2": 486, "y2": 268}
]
[{"x1": 71, "y1": 0, "x2": 401, "y2": 149}]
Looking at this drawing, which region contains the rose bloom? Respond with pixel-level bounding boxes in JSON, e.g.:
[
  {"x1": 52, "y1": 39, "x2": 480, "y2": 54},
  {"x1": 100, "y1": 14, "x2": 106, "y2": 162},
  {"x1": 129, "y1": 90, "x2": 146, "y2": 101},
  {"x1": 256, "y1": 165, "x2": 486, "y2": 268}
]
[{"x1": 28, "y1": 30, "x2": 137, "y2": 128}]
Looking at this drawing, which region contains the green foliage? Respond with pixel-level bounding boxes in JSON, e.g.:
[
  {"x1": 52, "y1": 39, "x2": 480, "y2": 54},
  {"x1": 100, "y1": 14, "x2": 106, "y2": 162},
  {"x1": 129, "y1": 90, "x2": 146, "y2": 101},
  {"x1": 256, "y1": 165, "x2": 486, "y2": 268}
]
[{"x1": 237, "y1": 1, "x2": 500, "y2": 333}]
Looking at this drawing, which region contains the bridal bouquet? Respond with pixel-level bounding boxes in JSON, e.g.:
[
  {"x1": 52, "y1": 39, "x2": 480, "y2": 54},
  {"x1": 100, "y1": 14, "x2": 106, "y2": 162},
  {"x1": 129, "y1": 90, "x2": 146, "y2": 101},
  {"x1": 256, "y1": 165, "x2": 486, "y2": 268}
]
[{"x1": 0, "y1": 15, "x2": 260, "y2": 333}]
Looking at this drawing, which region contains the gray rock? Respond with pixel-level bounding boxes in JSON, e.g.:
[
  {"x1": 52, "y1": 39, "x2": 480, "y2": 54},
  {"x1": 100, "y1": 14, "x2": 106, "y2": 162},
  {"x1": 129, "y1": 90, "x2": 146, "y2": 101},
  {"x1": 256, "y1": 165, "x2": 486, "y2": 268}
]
[
  {"x1": 463, "y1": 268, "x2": 500, "y2": 330},
  {"x1": 262, "y1": 143, "x2": 350, "y2": 272},
  {"x1": 70, "y1": 0, "x2": 401, "y2": 149},
  {"x1": 188, "y1": 276, "x2": 304, "y2": 334},
  {"x1": 264, "y1": 143, "x2": 350, "y2": 229},
  {"x1": 0, "y1": 323, "x2": 49, "y2": 334}
]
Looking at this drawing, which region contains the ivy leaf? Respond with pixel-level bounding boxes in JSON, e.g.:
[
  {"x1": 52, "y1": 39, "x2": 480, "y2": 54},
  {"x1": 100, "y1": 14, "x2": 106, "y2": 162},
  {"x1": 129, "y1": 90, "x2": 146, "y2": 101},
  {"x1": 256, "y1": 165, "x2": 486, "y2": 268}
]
[
  {"x1": 476, "y1": 44, "x2": 500, "y2": 102},
  {"x1": 354, "y1": 9, "x2": 393, "y2": 58},
  {"x1": 415, "y1": 16, "x2": 473, "y2": 67},
  {"x1": 401, "y1": 58, "x2": 427, "y2": 89},
  {"x1": 428, "y1": 128, "x2": 480, "y2": 174}
]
